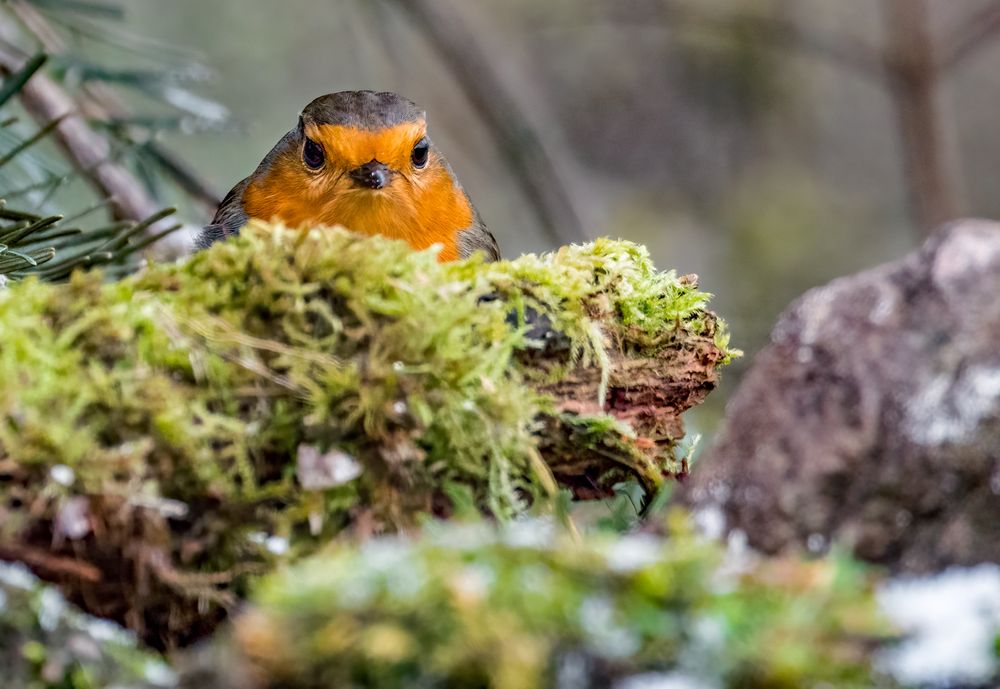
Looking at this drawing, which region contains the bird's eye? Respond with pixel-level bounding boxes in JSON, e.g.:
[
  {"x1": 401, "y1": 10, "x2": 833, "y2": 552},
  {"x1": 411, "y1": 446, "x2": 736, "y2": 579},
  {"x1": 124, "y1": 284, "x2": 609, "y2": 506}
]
[
  {"x1": 411, "y1": 138, "x2": 430, "y2": 169},
  {"x1": 303, "y1": 138, "x2": 325, "y2": 169}
]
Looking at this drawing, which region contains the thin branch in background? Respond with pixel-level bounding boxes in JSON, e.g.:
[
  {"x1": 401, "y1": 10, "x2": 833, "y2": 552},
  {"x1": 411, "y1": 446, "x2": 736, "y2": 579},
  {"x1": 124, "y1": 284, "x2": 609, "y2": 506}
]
[
  {"x1": 636, "y1": 0, "x2": 973, "y2": 237},
  {"x1": 938, "y1": 0, "x2": 1000, "y2": 73},
  {"x1": 28, "y1": 0, "x2": 193, "y2": 63},
  {"x1": 382, "y1": 0, "x2": 584, "y2": 246},
  {"x1": 0, "y1": 113, "x2": 65, "y2": 167},
  {"x1": 656, "y1": 1, "x2": 886, "y2": 84},
  {"x1": 881, "y1": 0, "x2": 963, "y2": 233},
  {"x1": 56, "y1": 195, "x2": 116, "y2": 224},
  {"x1": 4, "y1": 172, "x2": 67, "y2": 199},
  {"x1": 140, "y1": 140, "x2": 220, "y2": 210},
  {"x1": 25, "y1": 0, "x2": 124, "y2": 21}
]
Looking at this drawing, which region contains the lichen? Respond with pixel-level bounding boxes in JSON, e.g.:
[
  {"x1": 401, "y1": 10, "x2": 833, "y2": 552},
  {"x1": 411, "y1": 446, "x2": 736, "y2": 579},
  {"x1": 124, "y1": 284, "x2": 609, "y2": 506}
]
[{"x1": 0, "y1": 222, "x2": 734, "y2": 648}]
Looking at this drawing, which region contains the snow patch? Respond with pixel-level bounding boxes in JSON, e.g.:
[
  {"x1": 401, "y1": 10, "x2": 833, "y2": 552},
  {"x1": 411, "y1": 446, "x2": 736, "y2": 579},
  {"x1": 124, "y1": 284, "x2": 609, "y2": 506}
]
[
  {"x1": 615, "y1": 673, "x2": 717, "y2": 689},
  {"x1": 503, "y1": 517, "x2": 555, "y2": 549},
  {"x1": 49, "y1": 464, "x2": 75, "y2": 486},
  {"x1": 878, "y1": 565, "x2": 1000, "y2": 686},
  {"x1": 693, "y1": 505, "x2": 726, "y2": 541},
  {"x1": 579, "y1": 595, "x2": 640, "y2": 659},
  {"x1": 792, "y1": 287, "x2": 837, "y2": 347},
  {"x1": 905, "y1": 365, "x2": 1000, "y2": 446},
  {"x1": 606, "y1": 533, "x2": 665, "y2": 573},
  {"x1": 868, "y1": 285, "x2": 898, "y2": 325},
  {"x1": 932, "y1": 224, "x2": 1000, "y2": 287}
]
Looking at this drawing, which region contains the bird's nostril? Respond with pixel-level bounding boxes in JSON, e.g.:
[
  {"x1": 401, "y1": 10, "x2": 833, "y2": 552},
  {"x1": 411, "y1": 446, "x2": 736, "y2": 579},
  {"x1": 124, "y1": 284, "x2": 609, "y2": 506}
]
[{"x1": 352, "y1": 162, "x2": 390, "y2": 190}]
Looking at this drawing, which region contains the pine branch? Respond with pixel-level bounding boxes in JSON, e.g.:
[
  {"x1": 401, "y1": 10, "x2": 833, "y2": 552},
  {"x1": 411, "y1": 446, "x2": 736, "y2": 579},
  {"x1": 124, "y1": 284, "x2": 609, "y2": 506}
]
[
  {"x1": 0, "y1": 50, "x2": 44, "y2": 106},
  {"x1": 140, "y1": 139, "x2": 221, "y2": 210},
  {"x1": 1, "y1": 0, "x2": 226, "y2": 255},
  {"x1": 0, "y1": 42, "x2": 192, "y2": 257}
]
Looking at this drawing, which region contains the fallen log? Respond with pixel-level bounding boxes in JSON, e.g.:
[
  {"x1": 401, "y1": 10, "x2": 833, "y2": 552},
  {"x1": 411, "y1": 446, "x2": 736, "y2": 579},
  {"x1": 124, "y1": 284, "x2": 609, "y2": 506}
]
[{"x1": 0, "y1": 222, "x2": 733, "y2": 648}]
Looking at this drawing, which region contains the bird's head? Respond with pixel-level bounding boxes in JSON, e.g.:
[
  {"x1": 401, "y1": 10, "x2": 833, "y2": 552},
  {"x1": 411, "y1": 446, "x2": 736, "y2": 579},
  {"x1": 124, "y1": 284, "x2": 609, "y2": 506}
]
[{"x1": 241, "y1": 91, "x2": 476, "y2": 259}]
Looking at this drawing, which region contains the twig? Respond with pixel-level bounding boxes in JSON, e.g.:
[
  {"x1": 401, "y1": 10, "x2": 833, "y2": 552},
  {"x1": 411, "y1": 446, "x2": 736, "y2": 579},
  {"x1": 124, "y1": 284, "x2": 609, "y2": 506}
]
[
  {"x1": 0, "y1": 545, "x2": 102, "y2": 582},
  {"x1": 0, "y1": 50, "x2": 44, "y2": 107},
  {"x1": 937, "y1": 0, "x2": 1000, "y2": 73},
  {"x1": 0, "y1": 41, "x2": 192, "y2": 257},
  {"x1": 382, "y1": 0, "x2": 585, "y2": 246},
  {"x1": 37, "y1": 0, "x2": 222, "y2": 220},
  {"x1": 881, "y1": 0, "x2": 963, "y2": 234},
  {"x1": 142, "y1": 139, "x2": 221, "y2": 209},
  {"x1": 654, "y1": 0, "x2": 886, "y2": 83}
]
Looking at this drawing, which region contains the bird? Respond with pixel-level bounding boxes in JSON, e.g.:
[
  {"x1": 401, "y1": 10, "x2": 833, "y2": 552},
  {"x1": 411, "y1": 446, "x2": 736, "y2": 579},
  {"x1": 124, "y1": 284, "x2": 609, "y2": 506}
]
[{"x1": 197, "y1": 90, "x2": 500, "y2": 262}]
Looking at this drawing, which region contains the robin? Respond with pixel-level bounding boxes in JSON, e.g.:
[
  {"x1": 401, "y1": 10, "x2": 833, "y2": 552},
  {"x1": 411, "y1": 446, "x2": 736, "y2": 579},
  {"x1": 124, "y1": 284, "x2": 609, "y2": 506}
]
[{"x1": 198, "y1": 90, "x2": 500, "y2": 262}]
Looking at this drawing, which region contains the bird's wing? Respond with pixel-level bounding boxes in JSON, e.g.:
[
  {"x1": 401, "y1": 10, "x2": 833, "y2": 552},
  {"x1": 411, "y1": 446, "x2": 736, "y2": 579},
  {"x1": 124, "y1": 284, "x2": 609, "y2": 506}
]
[
  {"x1": 196, "y1": 177, "x2": 251, "y2": 249},
  {"x1": 457, "y1": 207, "x2": 501, "y2": 262}
]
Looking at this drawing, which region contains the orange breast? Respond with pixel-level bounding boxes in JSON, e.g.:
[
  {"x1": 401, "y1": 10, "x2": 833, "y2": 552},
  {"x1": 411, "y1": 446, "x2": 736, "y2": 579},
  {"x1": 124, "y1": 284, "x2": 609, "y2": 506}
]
[{"x1": 241, "y1": 125, "x2": 473, "y2": 262}]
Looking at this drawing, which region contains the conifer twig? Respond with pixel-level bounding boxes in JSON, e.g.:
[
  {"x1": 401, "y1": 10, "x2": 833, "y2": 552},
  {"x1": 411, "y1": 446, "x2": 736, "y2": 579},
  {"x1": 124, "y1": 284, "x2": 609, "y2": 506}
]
[{"x1": 0, "y1": 41, "x2": 192, "y2": 257}]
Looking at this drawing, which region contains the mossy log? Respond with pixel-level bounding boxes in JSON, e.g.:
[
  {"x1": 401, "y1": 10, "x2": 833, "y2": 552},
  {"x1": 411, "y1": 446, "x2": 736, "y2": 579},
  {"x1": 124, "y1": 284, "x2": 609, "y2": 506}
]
[{"x1": 0, "y1": 223, "x2": 733, "y2": 649}]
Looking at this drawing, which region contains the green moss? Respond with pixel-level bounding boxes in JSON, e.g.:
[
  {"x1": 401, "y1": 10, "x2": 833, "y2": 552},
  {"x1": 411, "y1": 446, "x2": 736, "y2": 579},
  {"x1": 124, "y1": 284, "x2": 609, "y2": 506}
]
[
  {"x1": 0, "y1": 222, "x2": 733, "y2": 647},
  {"x1": 214, "y1": 513, "x2": 891, "y2": 689}
]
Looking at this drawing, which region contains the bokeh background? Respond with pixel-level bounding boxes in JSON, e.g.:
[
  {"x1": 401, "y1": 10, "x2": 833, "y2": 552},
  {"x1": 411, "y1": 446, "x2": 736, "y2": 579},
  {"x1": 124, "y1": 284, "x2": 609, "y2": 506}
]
[{"x1": 57, "y1": 0, "x2": 1000, "y2": 429}]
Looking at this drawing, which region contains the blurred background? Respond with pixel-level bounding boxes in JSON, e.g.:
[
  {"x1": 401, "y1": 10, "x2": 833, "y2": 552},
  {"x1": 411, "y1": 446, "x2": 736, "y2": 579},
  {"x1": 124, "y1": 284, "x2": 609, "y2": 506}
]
[{"x1": 4, "y1": 0, "x2": 1000, "y2": 431}]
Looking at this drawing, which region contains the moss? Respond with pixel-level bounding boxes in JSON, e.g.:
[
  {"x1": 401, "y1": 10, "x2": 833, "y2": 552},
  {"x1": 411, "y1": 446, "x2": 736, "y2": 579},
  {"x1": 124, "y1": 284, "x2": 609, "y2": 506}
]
[
  {"x1": 0, "y1": 562, "x2": 171, "y2": 689},
  {"x1": 0, "y1": 222, "x2": 734, "y2": 648},
  {"x1": 194, "y1": 513, "x2": 892, "y2": 689}
]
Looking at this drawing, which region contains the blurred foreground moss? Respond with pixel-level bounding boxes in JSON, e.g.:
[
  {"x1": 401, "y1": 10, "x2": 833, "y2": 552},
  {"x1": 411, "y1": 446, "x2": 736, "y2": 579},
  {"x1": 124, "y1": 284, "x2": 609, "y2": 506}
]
[
  {"x1": 183, "y1": 515, "x2": 892, "y2": 689},
  {"x1": 0, "y1": 222, "x2": 732, "y2": 648},
  {"x1": 0, "y1": 562, "x2": 171, "y2": 689},
  {"x1": 0, "y1": 519, "x2": 894, "y2": 689}
]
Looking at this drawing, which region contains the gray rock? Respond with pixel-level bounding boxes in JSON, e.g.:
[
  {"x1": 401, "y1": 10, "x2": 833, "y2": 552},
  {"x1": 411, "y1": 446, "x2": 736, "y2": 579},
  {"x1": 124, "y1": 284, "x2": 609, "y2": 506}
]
[{"x1": 685, "y1": 219, "x2": 1000, "y2": 573}]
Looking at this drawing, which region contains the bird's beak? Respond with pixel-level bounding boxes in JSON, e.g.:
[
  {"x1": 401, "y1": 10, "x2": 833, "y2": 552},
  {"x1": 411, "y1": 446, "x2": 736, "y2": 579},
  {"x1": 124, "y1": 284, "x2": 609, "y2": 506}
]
[{"x1": 349, "y1": 160, "x2": 392, "y2": 190}]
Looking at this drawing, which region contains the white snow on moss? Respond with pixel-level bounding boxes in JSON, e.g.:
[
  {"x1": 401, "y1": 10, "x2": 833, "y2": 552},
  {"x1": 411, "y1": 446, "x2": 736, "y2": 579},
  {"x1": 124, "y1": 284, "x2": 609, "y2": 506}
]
[
  {"x1": 606, "y1": 533, "x2": 665, "y2": 573},
  {"x1": 878, "y1": 564, "x2": 1000, "y2": 686},
  {"x1": 615, "y1": 672, "x2": 717, "y2": 689}
]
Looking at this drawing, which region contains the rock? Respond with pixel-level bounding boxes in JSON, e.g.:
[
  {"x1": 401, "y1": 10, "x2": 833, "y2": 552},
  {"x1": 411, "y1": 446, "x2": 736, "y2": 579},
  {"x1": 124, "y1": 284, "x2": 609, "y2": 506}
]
[{"x1": 684, "y1": 219, "x2": 1000, "y2": 573}]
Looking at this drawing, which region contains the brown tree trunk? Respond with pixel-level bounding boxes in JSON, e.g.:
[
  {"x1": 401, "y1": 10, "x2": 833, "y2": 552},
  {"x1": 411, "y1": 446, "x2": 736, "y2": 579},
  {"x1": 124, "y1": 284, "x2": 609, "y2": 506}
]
[{"x1": 882, "y1": 0, "x2": 963, "y2": 235}]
